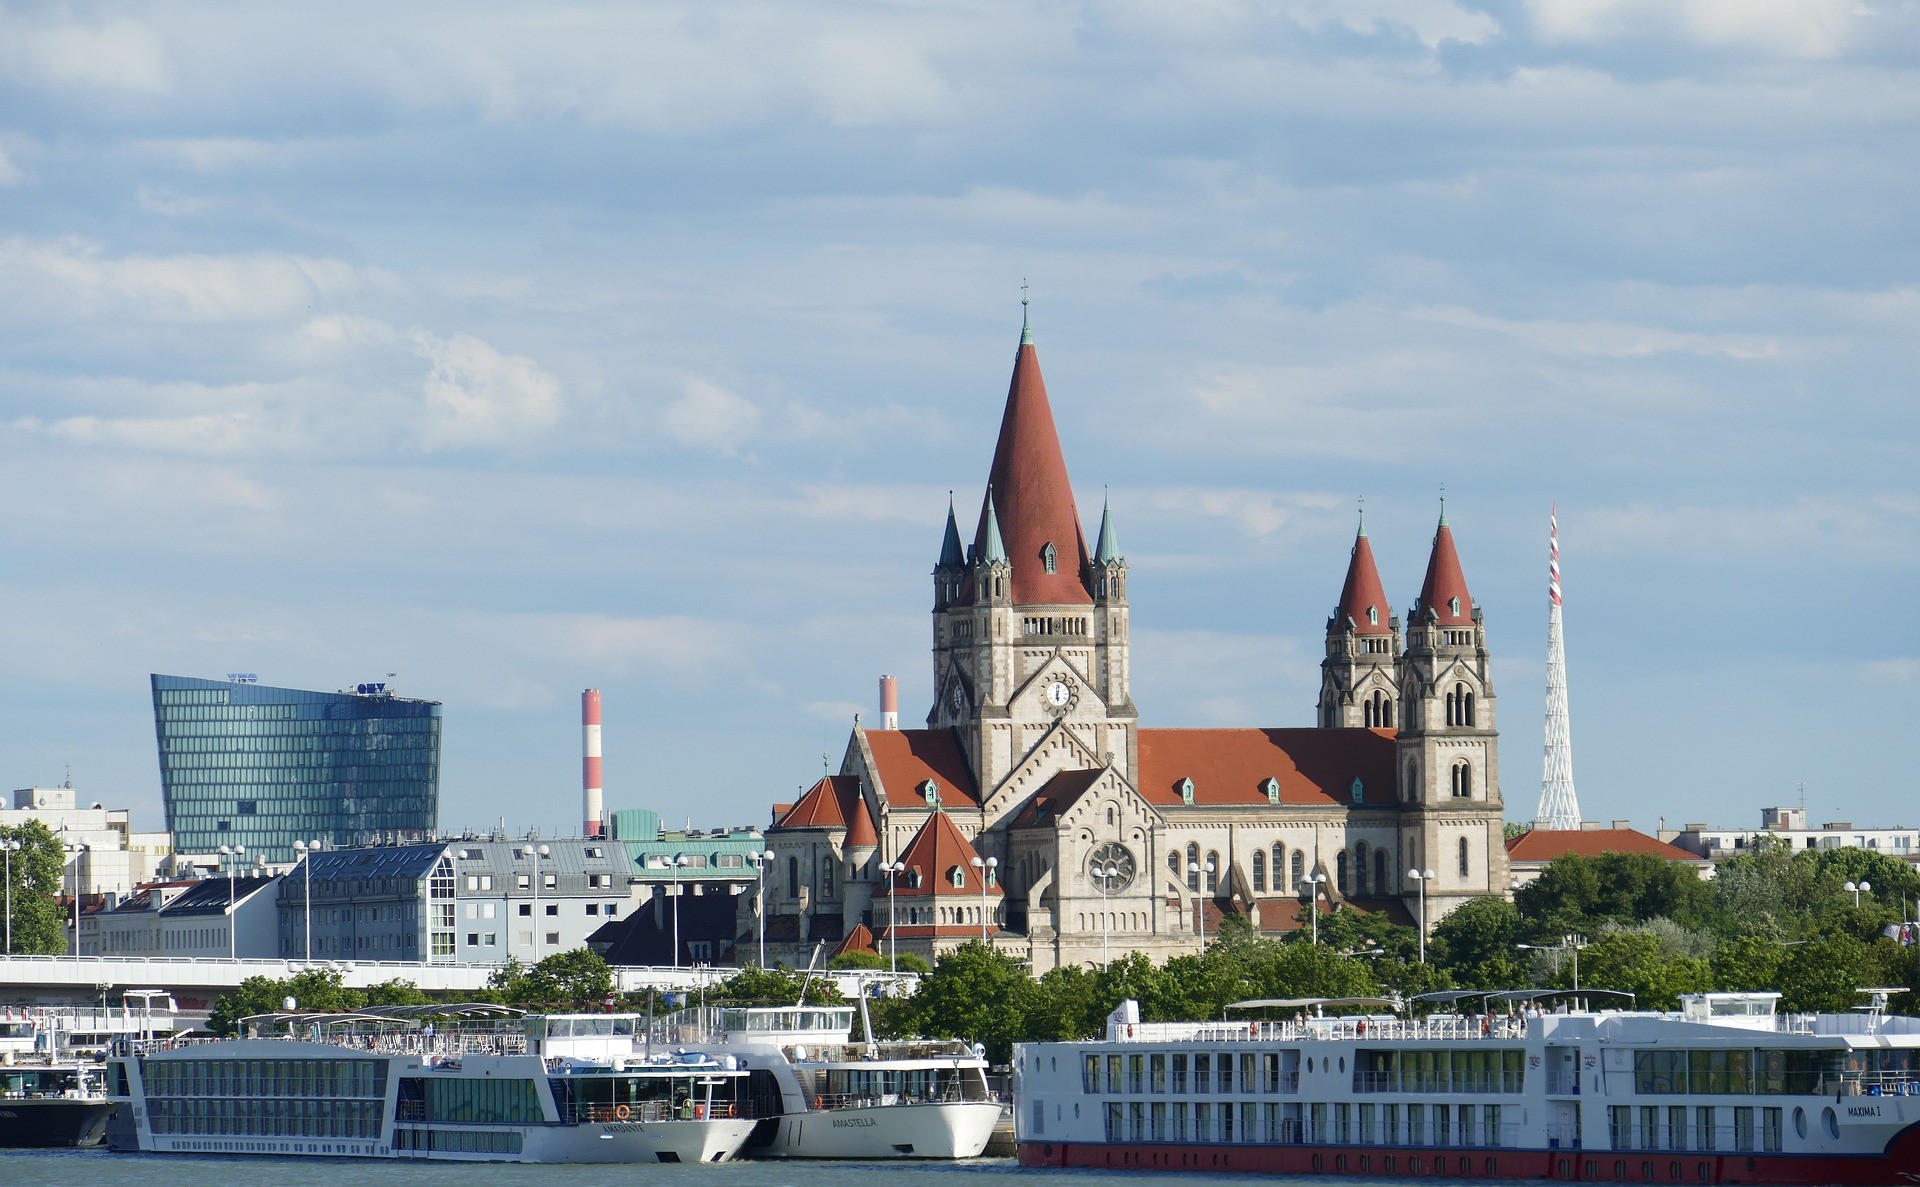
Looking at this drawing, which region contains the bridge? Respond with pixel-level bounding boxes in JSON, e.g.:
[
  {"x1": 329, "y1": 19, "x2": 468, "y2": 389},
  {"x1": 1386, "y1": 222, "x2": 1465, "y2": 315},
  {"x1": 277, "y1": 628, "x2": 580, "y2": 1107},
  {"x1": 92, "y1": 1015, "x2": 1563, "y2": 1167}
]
[{"x1": 0, "y1": 956, "x2": 915, "y2": 1010}]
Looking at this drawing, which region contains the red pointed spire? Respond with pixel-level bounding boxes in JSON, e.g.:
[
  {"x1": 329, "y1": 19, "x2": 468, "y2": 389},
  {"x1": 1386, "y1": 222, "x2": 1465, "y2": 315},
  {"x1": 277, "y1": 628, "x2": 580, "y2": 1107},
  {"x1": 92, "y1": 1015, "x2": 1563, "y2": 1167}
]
[
  {"x1": 1335, "y1": 514, "x2": 1392, "y2": 636},
  {"x1": 971, "y1": 327, "x2": 1092, "y2": 606},
  {"x1": 1415, "y1": 509, "x2": 1475, "y2": 627}
]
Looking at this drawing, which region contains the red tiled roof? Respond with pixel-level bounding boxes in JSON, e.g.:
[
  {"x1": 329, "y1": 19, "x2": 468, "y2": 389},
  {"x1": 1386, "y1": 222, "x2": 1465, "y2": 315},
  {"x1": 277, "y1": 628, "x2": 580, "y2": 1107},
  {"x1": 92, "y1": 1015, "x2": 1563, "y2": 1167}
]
[
  {"x1": 970, "y1": 338, "x2": 1092, "y2": 606},
  {"x1": 842, "y1": 789, "x2": 879, "y2": 849},
  {"x1": 1506, "y1": 828, "x2": 1706, "y2": 864},
  {"x1": 777, "y1": 775, "x2": 860, "y2": 830},
  {"x1": 890, "y1": 811, "x2": 1002, "y2": 899},
  {"x1": 866, "y1": 729, "x2": 979, "y2": 808},
  {"x1": 1009, "y1": 769, "x2": 1104, "y2": 827},
  {"x1": 832, "y1": 923, "x2": 878, "y2": 958},
  {"x1": 1336, "y1": 531, "x2": 1393, "y2": 636},
  {"x1": 1136, "y1": 728, "x2": 1396, "y2": 808},
  {"x1": 1415, "y1": 520, "x2": 1474, "y2": 627}
]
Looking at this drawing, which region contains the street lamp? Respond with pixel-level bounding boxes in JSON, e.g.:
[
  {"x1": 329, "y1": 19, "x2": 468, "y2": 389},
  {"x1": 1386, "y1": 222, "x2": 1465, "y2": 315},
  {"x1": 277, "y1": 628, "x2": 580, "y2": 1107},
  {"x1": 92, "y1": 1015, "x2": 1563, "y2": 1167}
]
[
  {"x1": 882, "y1": 860, "x2": 906, "y2": 973},
  {"x1": 1093, "y1": 863, "x2": 1120, "y2": 966},
  {"x1": 669, "y1": 854, "x2": 694, "y2": 969},
  {"x1": 1845, "y1": 880, "x2": 1872, "y2": 908},
  {"x1": 1406, "y1": 868, "x2": 1436, "y2": 964},
  {"x1": 215, "y1": 844, "x2": 244, "y2": 960},
  {"x1": 1188, "y1": 857, "x2": 1216, "y2": 950},
  {"x1": 750, "y1": 850, "x2": 775, "y2": 968},
  {"x1": 969, "y1": 855, "x2": 997, "y2": 945},
  {"x1": 1302, "y1": 872, "x2": 1329, "y2": 944},
  {"x1": 3, "y1": 838, "x2": 20, "y2": 955},
  {"x1": 530, "y1": 842, "x2": 551, "y2": 958},
  {"x1": 292, "y1": 839, "x2": 322, "y2": 962},
  {"x1": 66, "y1": 842, "x2": 89, "y2": 959},
  {"x1": 1517, "y1": 934, "x2": 1587, "y2": 991}
]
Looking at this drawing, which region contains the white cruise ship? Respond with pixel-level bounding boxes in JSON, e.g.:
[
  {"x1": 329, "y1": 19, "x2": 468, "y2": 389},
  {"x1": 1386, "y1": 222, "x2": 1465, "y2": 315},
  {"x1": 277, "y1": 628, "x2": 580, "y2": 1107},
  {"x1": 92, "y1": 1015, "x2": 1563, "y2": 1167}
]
[
  {"x1": 1015, "y1": 990, "x2": 1920, "y2": 1185},
  {"x1": 106, "y1": 1005, "x2": 757, "y2": 1163},
  {"x1": 655, "y1": 1003, "x2": 1001, "y2": 1158}
]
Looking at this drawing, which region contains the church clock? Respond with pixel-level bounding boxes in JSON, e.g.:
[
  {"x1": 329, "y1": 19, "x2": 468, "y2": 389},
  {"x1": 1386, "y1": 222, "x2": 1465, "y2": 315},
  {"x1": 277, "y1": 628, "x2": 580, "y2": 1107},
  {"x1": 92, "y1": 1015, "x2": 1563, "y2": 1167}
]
[{"x1": 1087, "y1": 842, "x2": 1136, "y2": 894}]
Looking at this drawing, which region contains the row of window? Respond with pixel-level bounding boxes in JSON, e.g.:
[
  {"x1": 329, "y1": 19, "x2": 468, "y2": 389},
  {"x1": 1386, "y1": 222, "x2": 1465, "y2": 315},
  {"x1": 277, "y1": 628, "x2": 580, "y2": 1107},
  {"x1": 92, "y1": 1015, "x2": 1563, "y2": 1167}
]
[
  {"x1": 1631, "y1": 1049, "x2": 1895, "y2": 1096},
  {"x1": 142, "y1": 1057, "x2": 384, "y2": 1100},
  {"x1": 145, "y1": 1097, "x2": 384, "y2": 1139},
  {"x1": 1353, "y1": 1050, "x2": 1527, "y2": 1094},
  {"x1": 158, "y1": 709, "x2": 437, "y2": 730},
  {"x1": 1608, "y1": 1105, "x2": 1784, "y2": 1153},
  {"x1": 1083, "y1": 1051, "x2": 1296, "y2": 1096},
  {"x1": 1092, "y1": 1098, "x2": 1508, "y2": 1148}
]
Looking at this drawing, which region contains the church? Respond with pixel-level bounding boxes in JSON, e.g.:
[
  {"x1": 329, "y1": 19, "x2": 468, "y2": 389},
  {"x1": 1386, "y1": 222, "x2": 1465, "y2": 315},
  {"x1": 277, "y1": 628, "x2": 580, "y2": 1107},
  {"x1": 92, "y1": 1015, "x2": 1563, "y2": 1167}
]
[{"x1": 749, "y1": 314, "x2": 1511, "y2": 974}]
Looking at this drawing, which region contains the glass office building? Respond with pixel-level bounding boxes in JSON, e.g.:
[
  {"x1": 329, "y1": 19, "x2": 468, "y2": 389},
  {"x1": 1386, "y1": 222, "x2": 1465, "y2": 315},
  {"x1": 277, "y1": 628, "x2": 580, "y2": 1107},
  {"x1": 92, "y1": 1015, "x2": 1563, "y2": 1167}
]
[{"x1": 152, "y1": 674, "x2": 441, "y2": 863}]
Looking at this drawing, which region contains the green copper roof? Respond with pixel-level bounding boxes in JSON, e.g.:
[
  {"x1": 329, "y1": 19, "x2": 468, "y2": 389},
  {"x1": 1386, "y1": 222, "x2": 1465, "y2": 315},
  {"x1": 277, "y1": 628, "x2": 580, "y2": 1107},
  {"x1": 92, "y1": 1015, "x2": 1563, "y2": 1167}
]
[
  {"x1": 980, "y1": 489, "x2": 1009, "y2": 564},
  {"x1": 1094, "y1": 492, "x2": 1121, "y2": 564},
  {"x1": 937, "y1": 495, "x2": 966, "y2": 569}
]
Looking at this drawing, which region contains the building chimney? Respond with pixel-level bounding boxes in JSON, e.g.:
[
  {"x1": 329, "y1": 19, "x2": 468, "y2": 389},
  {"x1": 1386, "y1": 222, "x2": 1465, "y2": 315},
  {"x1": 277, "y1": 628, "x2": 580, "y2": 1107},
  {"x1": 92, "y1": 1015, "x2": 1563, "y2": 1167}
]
[
  {"x1": 879, "y1": 675, "x2": 899, "y2": 730},
  {"x1": 582, "y1": 689, "x2": 604, "y2": 838}
]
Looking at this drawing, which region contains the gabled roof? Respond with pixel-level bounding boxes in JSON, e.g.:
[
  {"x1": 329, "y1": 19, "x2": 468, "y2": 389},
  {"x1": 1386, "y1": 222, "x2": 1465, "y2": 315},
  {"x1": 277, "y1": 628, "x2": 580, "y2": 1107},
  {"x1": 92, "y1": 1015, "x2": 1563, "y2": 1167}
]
[
  {"x1": 160, "y1": 874, "x2": 282, "y2": 916},
  {"x1": 969, "y1": 331, "x2": 1092, "y2": 606},
  {"x1": 1335, "y1": 524, "x2": 1393, "y2": 636},
  {"x1": 1137, "y1": 727, "x2": 1396, "y2": 808},
  {"x1": 866, "y1": 729, "x2": 979, "y2": 809},
  {"x1": 1506, "y1": 827, "x2": 1706, "y2": 865},
  {"x1": 832, "y1": 923, "x2": 878, "y2": 958},
  {"x1": 1414, "y1": 515, "x2": 1475, "y2": 627},
  {"x1": 889, "y1": 811, "x2": 1002, "y2": 899},
  {"x1": 1009, "y1": 768, "x2": 1104, "y2": 827},
  {"x1": 777, "y1": 776, "x2": 862, "y2": 830}
]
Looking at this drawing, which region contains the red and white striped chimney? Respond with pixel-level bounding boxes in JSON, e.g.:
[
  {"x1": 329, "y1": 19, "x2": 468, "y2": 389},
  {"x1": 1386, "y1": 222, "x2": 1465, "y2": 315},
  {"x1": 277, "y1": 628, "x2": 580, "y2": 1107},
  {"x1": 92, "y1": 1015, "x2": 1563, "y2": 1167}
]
[
  {"x1": 879, "y1": 675, "x2": 899, "y2": 730},
  {"x1": 582, "y1": 689, "x2": 604, "y2": 837}
]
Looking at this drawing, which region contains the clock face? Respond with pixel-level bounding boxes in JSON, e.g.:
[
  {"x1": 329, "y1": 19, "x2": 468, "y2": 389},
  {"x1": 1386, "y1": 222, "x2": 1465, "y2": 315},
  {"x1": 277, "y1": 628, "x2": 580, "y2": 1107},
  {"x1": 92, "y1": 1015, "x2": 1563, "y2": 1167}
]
[
  {"x1": 1046, "y1": 679, "x2": 1072, "y2": 707},
  {"x1": 1088, "y1": 841, "x2": 1136, "y2": 895},
  {"x1": 948, "y1": 685, "x2": 966, "y2": 714}
]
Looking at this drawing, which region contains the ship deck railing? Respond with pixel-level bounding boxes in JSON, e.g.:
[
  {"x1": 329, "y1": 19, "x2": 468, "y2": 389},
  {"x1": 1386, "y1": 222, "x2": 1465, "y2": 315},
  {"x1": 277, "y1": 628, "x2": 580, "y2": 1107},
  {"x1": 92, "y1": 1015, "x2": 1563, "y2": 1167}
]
[
  {"x1": 783, "y1": 1041, "x2": 980, "y2": 1064},
  {"x1": 809, "y1": 1085, "x2": 987, "y2": 1111},
  {"x1": 1114, "y1": 1016, "x2": 1531, "y2": 1044},
  {"x1": 120, "y1": 1031, "x2": 529, "y2": 1058}
]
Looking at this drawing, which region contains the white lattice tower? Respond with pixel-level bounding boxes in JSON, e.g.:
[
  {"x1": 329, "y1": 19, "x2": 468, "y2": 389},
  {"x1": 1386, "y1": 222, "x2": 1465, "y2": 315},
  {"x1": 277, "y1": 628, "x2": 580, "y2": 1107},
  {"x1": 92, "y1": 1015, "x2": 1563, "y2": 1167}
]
[{"x1": 1535, "y1": 505, "x2": 1582, "y2": 830}]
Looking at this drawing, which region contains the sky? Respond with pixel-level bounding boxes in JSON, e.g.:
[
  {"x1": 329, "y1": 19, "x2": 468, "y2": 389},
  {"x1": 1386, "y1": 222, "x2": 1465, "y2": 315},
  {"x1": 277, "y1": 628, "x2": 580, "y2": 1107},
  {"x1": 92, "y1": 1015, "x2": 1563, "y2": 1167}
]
[{"x1": 0, "y1": 0, "x2": 1916, "y2": 841}]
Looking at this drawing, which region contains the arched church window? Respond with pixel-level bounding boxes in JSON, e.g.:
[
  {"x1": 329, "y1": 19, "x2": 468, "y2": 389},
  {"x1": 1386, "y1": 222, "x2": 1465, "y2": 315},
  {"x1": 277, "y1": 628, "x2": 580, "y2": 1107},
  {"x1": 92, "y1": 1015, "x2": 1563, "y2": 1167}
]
[
  {"x1": 1451, "y1": 761, "x2": 1473, "y2": 798},
  {"x1": 1106, "y1": 806, "x2": 1115, "y2": 826},
  {"x1": 1404, "y1": 760, "x2": 1418, "y2": 800},
  {"x1": 1464, "y1": 690, "x2": 1475, "y2": 726},
  {"x1": 1252, "y1": 850, "x2": 1267, "y2": 893},
  {"x1": 788, "y1": 857, "x2": 799, "y2": 897},
  {"x1": 1042, "y1": 542, "x2": 1057, "y2": 574},
  {"x1": 949, "y1": 865, "x2": 966, "y2": 889},
  {"x1": 1168, "y1": 852, "x2": 1180, "y2": 881},
  {"x1": 1205, "y1": 851, "x2": 1220, "y2": 894},
  {"x1": 1336, "y1": 851, "x2": 1348, "y2": 894},
  {"x1": 1458, "y1": 836, "x2": 1470, "y2": 878},
  {"x1": 1374, "y1": 848, "x2": 1388, "y2": 893},
  {"x1": 1271, "y1": 845, "x2": 1286, "y2": 891},
  {"x1": 821, "y1": 857, "x2": 834, "y2": 900},
  {"x1": 1449, "y1": 596, "x2": 1461, "y2": 616},
  {"x1": 1368, "y1": 605, "x2": 1379, "y2": 625},
  {"x1": 1290, "y1": 850, "x2": 1304, "y2": 889},
  {"x1": 1382, "y1": 696, "x2": 1393, "y2": 728},
  {"x1": 1354, "y1": 842, "x2": 1370, "y2": 895},
  {"x1": 1186, "y1": 843, "x2": 1200, "y2": 892}
]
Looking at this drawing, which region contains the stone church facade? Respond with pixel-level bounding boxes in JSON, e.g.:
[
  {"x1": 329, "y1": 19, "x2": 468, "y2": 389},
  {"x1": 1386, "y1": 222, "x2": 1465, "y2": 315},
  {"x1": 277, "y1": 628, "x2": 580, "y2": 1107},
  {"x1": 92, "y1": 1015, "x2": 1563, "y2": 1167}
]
[{"x1": 750, "y1": 317, "x2": 1510, "y2": 973}]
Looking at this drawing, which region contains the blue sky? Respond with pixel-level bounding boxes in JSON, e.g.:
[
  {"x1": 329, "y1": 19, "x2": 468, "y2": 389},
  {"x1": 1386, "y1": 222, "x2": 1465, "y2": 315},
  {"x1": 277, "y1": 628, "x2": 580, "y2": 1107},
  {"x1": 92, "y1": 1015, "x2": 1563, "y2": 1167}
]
[{"x1": 0, "y1": 0, "x2": 1915, "y2": 841}]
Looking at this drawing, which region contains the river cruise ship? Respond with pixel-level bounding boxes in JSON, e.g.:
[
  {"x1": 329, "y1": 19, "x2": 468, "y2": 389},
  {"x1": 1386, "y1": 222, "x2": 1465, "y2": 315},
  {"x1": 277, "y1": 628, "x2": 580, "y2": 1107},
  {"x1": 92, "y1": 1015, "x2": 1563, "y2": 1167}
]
[
  {"x1": 0, "y1": 992, "x2": 178, "y2": 1148},
  {"x1": 1014, "y1": 990, "x2": 1920, "y2": 1185},
  {"x1": 656, "y1": 1003, "x2": 1001, "y2": 1158},
  {"x1": 106, "y1": 1005, "x2": 758, "y2": 1163}
]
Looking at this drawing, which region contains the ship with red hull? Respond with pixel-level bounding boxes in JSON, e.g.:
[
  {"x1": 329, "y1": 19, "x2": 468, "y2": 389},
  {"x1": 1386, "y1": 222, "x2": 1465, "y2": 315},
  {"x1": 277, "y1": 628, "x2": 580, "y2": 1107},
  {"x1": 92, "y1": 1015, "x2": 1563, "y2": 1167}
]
[{"x1": 1014, "y1": 991, "x2": 1920, "y2": 1186}]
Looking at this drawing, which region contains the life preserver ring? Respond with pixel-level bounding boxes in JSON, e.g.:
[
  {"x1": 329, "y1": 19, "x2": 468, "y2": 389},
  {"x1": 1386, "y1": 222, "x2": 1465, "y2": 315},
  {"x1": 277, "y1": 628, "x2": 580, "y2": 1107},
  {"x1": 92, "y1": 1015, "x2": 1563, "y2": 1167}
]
[
  {"x1": 695, "y1": 1103, "x2": 707, "y2": 1120},
  {"x1": 814, "y1": 1095, "x2": 824, "y2": 1110},
  {"x1": 727, "y1": 1104, "x2": 738, "y2": 1118},
  {"x1": 614, "y1": 1104, "x2": 631, "y2": 1120}
]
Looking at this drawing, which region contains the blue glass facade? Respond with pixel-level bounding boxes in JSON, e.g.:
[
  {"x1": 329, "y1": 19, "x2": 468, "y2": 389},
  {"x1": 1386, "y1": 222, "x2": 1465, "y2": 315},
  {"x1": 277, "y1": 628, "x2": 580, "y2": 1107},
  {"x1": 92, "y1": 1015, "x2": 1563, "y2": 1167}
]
[{"x1": 152, "y1": 675, "x2": 441, "y2": 863}]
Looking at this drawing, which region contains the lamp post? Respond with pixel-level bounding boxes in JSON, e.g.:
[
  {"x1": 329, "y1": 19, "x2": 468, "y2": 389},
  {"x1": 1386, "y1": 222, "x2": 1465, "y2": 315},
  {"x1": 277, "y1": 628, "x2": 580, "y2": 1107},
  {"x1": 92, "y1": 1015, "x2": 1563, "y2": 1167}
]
[
  {"x1": 530, "y1": 842, "x2": 550, "y2": 958},
  {"x1": 1517, "y1": 934, "x2": 1587, "y2": 991},
  {"x1": 1845, "y1": 879, "x2": 1872, "y2": 908},
  {"x1": 216, "y1": 844, "x2": 244, "y2": 960},
  {"x1": 1303, "y1": 872, "x2": 1328, "y2": 944},
  {"x1": 751, "y1": 850, "x2": 775, "y2": 967},
  {"x1": 292, "y1": 839, "x2": 321, "y2": 963},
  {"x1": 3, "y1": 838, "x2": 19, "y2": 955},
  {"x1": 1094, "y1": 864, "x2": 1119, "y2": 966},
  {"x1": 969, "y1": 855, "x2": 997, "y2": 945},
  {"x1": 1406, "y1": 867, "x2": 1436, "y2": 964},
  {"x1": 882, "y1": 860, "x2": 906, "y2": 973},
  {"x1": 669, "y1": 854, "x2": 692, "y2": 969},
  {"x1": 1188, "y1": 857, "x2": 1216, "y2": 950},
  {"x1": 66, "y1": 842, "x2": 89, "y2": 959}
]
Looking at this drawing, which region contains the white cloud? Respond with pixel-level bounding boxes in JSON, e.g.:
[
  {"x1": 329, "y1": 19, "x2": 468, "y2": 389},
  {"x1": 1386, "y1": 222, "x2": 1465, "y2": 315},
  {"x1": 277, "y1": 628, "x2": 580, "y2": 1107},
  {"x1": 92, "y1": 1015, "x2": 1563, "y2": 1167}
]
[
  {"x1": 0, "y1": 13, "x2": 171, "y2": 95},
  {"x1": 659, "y1": 378, "x2": 760, "y2": 455},
  {"x1": 1525, "y1": 0, "x2": 1864, "y2": 58},
  {"x1": 1411, "y1": 305, "x2": 1783, "y2": 361},
  {"x1": 1146, "y1": 487, "x2": 1338, "y2": 538},
  {"x1": 135, "y1": 186, "x2": 216, "y2": 216},
  {"x1": 0, "y1": 145, "x2": 22, "y2": 187},
  {"x1": 807, "y1": 33, "x2": 953, "y2": 127},
  {"x1": 1278, "y1": 0, "x2": 1502, "y2": 48},
  {"x1": 412, "y1": 331, "x2": 564, "y2": 449},
  {"x1": 0, "y1": 237, "x2": 359, "y2": 323}
]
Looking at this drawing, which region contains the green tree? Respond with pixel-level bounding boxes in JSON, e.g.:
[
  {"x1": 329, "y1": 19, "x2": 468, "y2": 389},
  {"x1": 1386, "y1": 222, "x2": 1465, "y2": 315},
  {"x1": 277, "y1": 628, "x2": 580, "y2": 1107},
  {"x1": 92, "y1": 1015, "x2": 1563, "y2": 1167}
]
[
  {"x1": 707, "y1": 965, "x2": 843, "y2": 1006},
  {"x1": 1431, "y1": 896, "x2": 1522, "y2": 985},
  {"x1": 1779, "y1": 937, "x2": 1878, "y2": 1014},
  {"x1": 0, "y1": 821, "x2": 69, "y2": 955},
  {"x1": 362, "y1": 979, "x2": 432, "y2": 1007},
  {"x1": 828, "y1": 951, "x2": 887, "y2": 970},
  {"x1": 903, "y1": 942, "x2": 1037, "y2": 1061},
  {"x1": 1570, "y1": 932, "x2": 1707, "y2": 1009},
  {"x1": 518, "y1": 948, "x2": 615, "y2": 1005},
  {"x1": 207, "y1": 969, "x2": 366, "y2": 1036},
  {"x1": 1516, "y1": 852, "x2": 1713, "y2": 936},
  {"x1": 1710, "y1": 936, "x2": 1787, "y2": 993}
]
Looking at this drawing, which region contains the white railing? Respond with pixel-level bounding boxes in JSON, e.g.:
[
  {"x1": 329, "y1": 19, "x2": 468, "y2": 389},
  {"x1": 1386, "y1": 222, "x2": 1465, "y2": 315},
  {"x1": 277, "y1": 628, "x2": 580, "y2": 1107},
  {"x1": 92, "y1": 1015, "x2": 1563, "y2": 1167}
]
[{"x1": 1115, "y1": 1016, "x2": 1530, "y2": 1044}]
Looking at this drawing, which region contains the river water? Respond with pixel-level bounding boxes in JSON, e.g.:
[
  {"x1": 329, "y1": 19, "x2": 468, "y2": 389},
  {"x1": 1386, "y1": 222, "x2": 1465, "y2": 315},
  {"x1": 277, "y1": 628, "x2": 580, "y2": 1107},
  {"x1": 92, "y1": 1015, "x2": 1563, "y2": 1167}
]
[{"x1": 2, "y1": 1153, "x2": 1364, "y2": 1187}]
